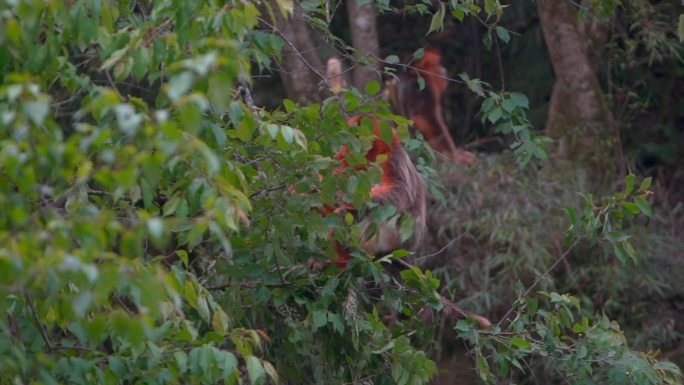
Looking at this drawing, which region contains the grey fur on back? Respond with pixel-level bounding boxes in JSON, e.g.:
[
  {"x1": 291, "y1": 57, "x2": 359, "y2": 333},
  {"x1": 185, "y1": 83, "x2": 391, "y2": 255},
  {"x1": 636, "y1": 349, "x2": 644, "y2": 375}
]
[{"x1": 363, "y1": 141, "x2": 426, "y2": 255}]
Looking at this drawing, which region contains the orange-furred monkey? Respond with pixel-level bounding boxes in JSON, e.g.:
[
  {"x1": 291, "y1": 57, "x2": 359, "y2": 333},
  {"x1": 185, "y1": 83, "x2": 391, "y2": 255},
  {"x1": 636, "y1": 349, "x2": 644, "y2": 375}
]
[
  {"x1": 322, "y1": 116, "x2": 426, "y2": 268},
  {"x1": 389, "y1": 48, "x2": 474, "y2": 164}
]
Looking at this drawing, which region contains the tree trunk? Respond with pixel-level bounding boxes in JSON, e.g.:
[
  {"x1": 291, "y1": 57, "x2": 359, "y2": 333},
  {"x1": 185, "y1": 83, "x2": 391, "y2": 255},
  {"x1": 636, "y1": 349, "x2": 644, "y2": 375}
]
[
  {"x1": 269, "y1": 2, "x2": 327, "y2": 104},
  {"x1": 537, "y1": 0, "x2": 618, "y2": 177},
  {"x1": 346, "y1": 0, "x2": 380, "y2": 90}
]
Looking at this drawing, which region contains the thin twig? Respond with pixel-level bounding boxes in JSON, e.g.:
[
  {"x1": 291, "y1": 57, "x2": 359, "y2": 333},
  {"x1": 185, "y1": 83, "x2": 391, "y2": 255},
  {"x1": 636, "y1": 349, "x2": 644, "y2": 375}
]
[
  {"x1": 250, "y1": 185, "x2": 287, "y2": 198},
  {"x1": 51, "y1": 344, "x2": 100, "y2": 354},
  {"x1": 497, "y1": 238, "x2": 582, "y2": 328},
  {"x1": 273, "y1": 246, "x2": 287, "y2": 286},
  {"x1": 389, "y1": 258, "x2": 491, "y2": 328},
  {"x1": 25, "y1": 294, "x2": 53, "y2": 350},
  {"x1": 420, "y1": 233, "x2": 465, "y2": 259},
  {"x1": 207, "y1": 280, "x2": 295, "y2": 291},
  {"x1": 494, "y1": 36, "x2": 506, "y2": 90},
  {"x1": 257, "y1": 17, "x2": 332, "y2": 90},
  {"x1": 104, "y1": 70, "x2": 122, "y2": 98}
]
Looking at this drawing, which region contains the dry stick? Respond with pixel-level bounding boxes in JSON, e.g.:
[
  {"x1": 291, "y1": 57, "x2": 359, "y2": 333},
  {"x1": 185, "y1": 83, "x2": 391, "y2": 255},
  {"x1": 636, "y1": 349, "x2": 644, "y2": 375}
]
[
  {"x1": 608, "y1": 113, "x2": 627, "y2": 183},
  {"x1": 390, "y1": 258, "x2": 492, "y2": 329},
  {"x1": 419, "y1": 234, "x2": 465, "y2": 259},
  {"x1": 494, "y1": 36, "x2": 506, "y2": 90},
  {"x1": 496, "y1": 238, "x2": 582, "y2": 328},
  {"x1": 25, "y1": 293, "x2": 53, "y2": 350},
  {"x1": 258, "y1": 16, "x2": 350, "y2": 113},
  {"x1": 257, "y1": 17, "x2": 332, "y2": 90}
]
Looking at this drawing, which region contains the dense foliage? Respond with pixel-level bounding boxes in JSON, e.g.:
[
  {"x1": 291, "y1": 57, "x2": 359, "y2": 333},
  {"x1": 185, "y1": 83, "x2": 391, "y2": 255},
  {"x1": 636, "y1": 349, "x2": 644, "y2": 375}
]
[{"x1": 0, "y1": 1, "x2": 682, "y2": 385}]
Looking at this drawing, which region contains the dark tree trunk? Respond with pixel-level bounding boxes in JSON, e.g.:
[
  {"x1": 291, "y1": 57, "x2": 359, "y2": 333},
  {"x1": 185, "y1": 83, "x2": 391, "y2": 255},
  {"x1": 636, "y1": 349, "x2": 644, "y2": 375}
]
[
  {"x1": 269, "y1": 2, "x2": 328, "y2": 104},
  {"x1": 538, "y1": 0, "x2": 621, "y2": 178},
  {"x1": 346, "y1": 0, "x2": 380, "y2": 90}
]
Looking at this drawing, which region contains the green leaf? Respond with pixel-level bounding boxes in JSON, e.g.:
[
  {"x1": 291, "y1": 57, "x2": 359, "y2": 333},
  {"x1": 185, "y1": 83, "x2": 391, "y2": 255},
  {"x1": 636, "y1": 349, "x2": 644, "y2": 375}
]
[
  {"x1": 196, "y1": 295, "x2": 211, "y2": 322},
  {"x1": 283, "y1": 99, "x2": 296, "y2": 113},
  {"x1": 417, "y1": 76, "x2": 426, "y2": 91},
  {"x1": 399, "y1": 215, "x2": 415, "y2": 243},
  {"x1": 639, "y1": 176, "x2": 652, "y2": 191},
  {"x1": 218, "y1": 351, "x2": 238, "y2": 381},
  {"x1": 313, "y1": 310, "x2": 327, "y2": 328},
  {"x1": 245, "y1": 356, "x2": 266, "y2": 385},
  {"x1": 175, "y1": 250, "x2": 189, "y2": 267},
  {"x1": 210, "y1": 124, "x2": 228, "y2": 147},
  {"x1": 483, "y1": 30, "x2": 493, "y2": 50},
  {"x1": 487, "y1": 107, "x2": 503, "y2": 124},
  {"x1": 428, "y1": 3, "x2": 446, "y2": 34},
  {"x1": 613, "y1": 242, "x2": 628, "y2": 264},
  {"x1": 328, "y1": 312, "x2": 344, "y2": 334},
  {"x1": 212, "y1": 307, "x2": 231, "y2": 333},
  {"x1": 100, "y1": 47, "x2": 128, "y2": 71},
  {"x1": 379, "y1": 120, "x2": 394, "y2": 146},
  {"x1": 72, "y1": 292, "x2": 93, "y2": 317},
  {"x1": 146, "y1": 217, "x2": 164, "y2": 240},
  {"x1": 6, "y1": 18, "x2": 21, "y2": 45},
  {"x1": 23, "y1": 99, "x2": 49, "y2": 125},
  {"x1": 364, "y1": 81, "x2": 380, "y2": 95},
  {"x1": 174, "y1": 351, "x2": 189, "y2": 374},
  {"x1": 654, "y1": 361, "x2": 682, "y2": 374},
  {"x1": 510, "y1": 92, "x2": 529, "y2": 109},
  {"x1": 678, "y1": 14, "x2": 684, "y2": 43},
  {"x1": 344, "y1": 91, "x2": 360, "y2": 110},
  {"x1": 634, "y1": 195, "x2": 652, "y2": 217},
  {"x1": 526, "y1": 297, "x2": 538, "y2": 316},
  {"x1": 167, "y1": 72, "x2": 194, "y2": 102},
  {"x1": 208, "y1": 72, "x2": 233, "y2": 112},
  {"x1": 132, "y1": 48, "x2": 150, "y2": 81},
  {"x1": 501, "y1": 98, "x2": 516, "y2": 113},
  {"x1": 606, "y1": 231, "x2": 630, "y2": 243},
  {"x1": 565, "y1": 207, "x2": 577, "y2": 224},
  {"x1": 455, "y1": 320, "x2": 473, "y2": 333},
  {"x1": 385, "y1": 55, "x2": 400, "y2": 64},
  {"x1": 262, "y1": 361, "x2": 279, "y2": 384},
  {"x1": 625, "y1": 173, "x2": 636, "y2": 196},
  {"x1": 185, "y1": 281, "x2": 198, "y2": 308},
  {"x1": 484, "y1": 0, "x2": 496, "y2": 14},
  {"x1": 451, "y1": 6, "x2": 466, "y2": 22},
  {"x1": 620, "y1": 201, "x2": 639, "y2": 214},
  {"x1": 495, "y1": 26, "x2": 510, "y2": 44},
  {"x1": 114, "y1": 104, "x2": 142, "y2": 135},
  {"x1": 276, "y1": 0, "x2": 294, "y2": 16},
  {"x1": 510, "y1": 337, "x2": 531, "y2": 349}
]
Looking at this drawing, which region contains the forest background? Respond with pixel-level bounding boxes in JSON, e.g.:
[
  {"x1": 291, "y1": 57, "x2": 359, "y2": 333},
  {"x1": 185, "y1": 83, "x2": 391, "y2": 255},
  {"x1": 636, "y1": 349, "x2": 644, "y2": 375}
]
[{"x1": 0, "y1": 0, "x2": 683, "y2": 384}]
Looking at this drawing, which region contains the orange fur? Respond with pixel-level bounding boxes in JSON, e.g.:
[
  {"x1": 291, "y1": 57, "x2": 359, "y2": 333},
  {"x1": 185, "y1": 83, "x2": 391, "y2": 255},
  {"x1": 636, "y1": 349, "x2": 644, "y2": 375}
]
[
  {"x1": 323, "y1": 116, "x2": 425, "y2": 268},
  {"x1": 395, "y1": 47, "x2": 475, "y2": 164}
]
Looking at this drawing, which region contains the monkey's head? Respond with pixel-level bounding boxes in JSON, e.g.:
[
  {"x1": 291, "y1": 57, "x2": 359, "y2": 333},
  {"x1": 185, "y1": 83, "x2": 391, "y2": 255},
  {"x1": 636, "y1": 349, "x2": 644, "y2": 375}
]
[
  {"x1": 419, "y1": 47, "x2": 442, "y2": 67},
  {"x1": 411, "y1": 47, "x2": 448, "y2": 97}
]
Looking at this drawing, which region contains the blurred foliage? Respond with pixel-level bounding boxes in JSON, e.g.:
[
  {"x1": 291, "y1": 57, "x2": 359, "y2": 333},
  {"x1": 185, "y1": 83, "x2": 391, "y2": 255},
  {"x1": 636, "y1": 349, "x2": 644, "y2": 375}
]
[
  {"x1": 0, "y1": 0, "x2": 682, "y2": 385},
  {"x1": 424, "y1": 155, "x2": 684, "y2": 383}
]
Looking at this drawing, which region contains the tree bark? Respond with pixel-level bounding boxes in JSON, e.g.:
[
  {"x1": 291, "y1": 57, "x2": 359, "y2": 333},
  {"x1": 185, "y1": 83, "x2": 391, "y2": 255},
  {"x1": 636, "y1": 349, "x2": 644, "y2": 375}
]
[
  {"x1": 269, "y1": 1, "x2": 327, "y2": 104},
  {"x1": 346, "y1": 0, "x2": 380, "y2": 90},
  {"x1": 537, "y1": 0, "x2": 618, "y2": 177}
]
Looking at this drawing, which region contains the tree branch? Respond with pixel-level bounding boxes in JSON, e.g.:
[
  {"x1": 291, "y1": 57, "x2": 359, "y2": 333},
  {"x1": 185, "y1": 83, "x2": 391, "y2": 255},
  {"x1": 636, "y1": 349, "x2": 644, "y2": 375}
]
[
  {"x1": 497, "y1": 238, "x2": 582, "y2": 328},
  {"x1": 25, "y1": 294, "x2": 53, "y2": 351},
  {"x1": 390, "y1": 258, "x2": 492, "y2": 329}
]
